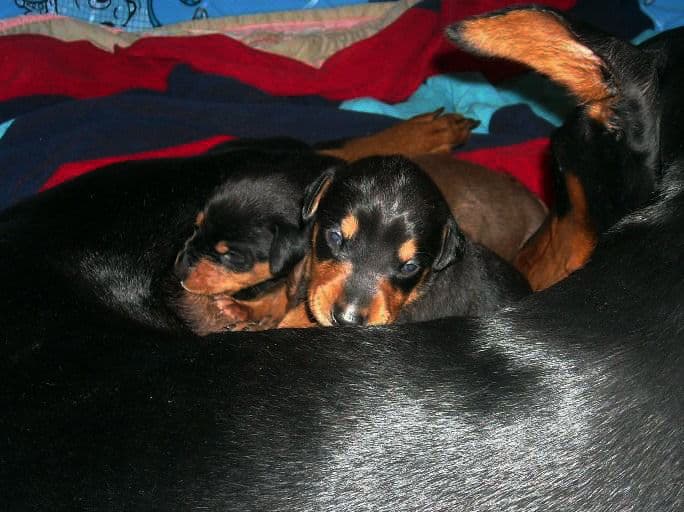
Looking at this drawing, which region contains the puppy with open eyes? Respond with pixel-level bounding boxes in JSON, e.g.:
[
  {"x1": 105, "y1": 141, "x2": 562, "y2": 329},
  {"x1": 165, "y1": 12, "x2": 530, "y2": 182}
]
[
  {"x1": 173, "y1": 113, "x2": 484, "y2": 334},
  {"x1": 279, "y1": 155, "x2": 530, "y2": 328},
  {"x1": 173, "y1": 114, "x2": 545, "y2": 334}
]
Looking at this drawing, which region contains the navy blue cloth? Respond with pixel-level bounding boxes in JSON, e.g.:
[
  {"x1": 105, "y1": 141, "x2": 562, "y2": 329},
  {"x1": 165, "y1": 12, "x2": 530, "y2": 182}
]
[{"x1": 0, "y1": 62, "x2": 558, "y2": 210}]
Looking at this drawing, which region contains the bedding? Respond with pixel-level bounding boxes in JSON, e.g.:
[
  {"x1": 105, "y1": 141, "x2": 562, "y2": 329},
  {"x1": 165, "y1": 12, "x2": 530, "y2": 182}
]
[
  {"x1": 0, "y1": 0, "x2": 651, "y2": 213},
  {"x1": 2, "y1": 1, "x2": 379, "y2": 31}
]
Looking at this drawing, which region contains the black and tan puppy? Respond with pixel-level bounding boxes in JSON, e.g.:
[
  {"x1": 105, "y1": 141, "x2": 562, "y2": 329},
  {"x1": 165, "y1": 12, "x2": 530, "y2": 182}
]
[
  {"x1": 1, "y1": 7, "x2": 683, "y2": 511},
  {"x1": 179, "y1": 142, "x2": 545, "y2": 334},
  {"x1": 171, "y1": 142, "x2": 332, "y2": 334},
  {"x1": 280, "y1": 155, "x2": 529, "y2": 327},
  {"x1": 172, "y1": 114, "x2": 477, "y2": 334}
]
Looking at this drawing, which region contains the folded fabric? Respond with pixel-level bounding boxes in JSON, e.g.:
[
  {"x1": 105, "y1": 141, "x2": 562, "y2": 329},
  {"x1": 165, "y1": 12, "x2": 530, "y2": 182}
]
[{"x1": 340, "y1": 72, "x2": 574, "y2": 134}]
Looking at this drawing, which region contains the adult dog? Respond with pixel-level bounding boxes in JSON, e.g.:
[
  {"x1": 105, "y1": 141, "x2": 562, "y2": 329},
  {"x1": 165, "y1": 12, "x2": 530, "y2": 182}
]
[{"x1": 1, "y1": 6, "x2": 682, "y2": 511}]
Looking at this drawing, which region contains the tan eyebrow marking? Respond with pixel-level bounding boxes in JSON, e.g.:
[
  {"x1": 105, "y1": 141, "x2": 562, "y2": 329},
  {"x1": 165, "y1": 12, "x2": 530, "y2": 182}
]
[
  {"x1": 215, "y1": 241, "x2": 230, "y2": 254},
  {"x1": 341, "y1": 213, "x2": 359, "y2": 239},
  {"x1": 398, "y1": 238, "x2": 417, "y2": 262}
]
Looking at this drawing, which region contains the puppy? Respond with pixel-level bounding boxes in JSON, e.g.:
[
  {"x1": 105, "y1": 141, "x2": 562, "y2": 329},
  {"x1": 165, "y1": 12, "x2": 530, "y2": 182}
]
[
  {"x1": 171, "y1": 144, "x2": 340, "y2": 334},
  {"x1": 280, "y1": 155, "x2": 530, "y2": 327},
  {"x1": 174, "y1": 113, "x2": 481, "y2": 334}
]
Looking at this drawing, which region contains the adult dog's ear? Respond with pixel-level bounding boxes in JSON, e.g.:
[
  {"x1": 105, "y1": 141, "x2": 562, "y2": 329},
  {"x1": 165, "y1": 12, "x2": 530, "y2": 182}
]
[
  {"x1": 269, "y1": 223, "x2": 309, "y2": 277},
  {"x1": 446, "y1": 7, "x2": 633, "y2": 128},
  {"x1": 433, "y1": 216, "x2": 465, "y2": 271},
  {"x1": 302, "y1": 168, "x2": 336, "y2": 221}
]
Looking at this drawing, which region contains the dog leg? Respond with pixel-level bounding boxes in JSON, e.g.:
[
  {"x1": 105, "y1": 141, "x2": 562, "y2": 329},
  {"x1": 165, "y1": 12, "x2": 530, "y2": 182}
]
[
  {"x1": 514, "y1": 167, "x2": 596, "y2": 291},
  {"x1": 320, "y1": 109, "x2": 479, "y2": 162}
]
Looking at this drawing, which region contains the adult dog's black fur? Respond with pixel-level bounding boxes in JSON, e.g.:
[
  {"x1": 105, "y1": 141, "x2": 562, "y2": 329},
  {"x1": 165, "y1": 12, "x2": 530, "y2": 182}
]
[{"x1": 1, "y1": 7, "x2": 682, "y2": 511}]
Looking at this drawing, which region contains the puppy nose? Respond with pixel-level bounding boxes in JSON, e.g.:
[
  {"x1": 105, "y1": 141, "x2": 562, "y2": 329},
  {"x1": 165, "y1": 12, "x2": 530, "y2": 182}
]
[{"x1": 332, "y1": 304, "x2": 366, "y2": 326}]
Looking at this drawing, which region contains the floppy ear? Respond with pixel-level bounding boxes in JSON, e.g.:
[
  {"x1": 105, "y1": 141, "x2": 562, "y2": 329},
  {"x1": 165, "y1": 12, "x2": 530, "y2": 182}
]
[
  {"x1": 433, "y1": 216, "x2": 465, "y2": 271},
  {"x1": 302, "y1": 168, "x2": 336, "y2": 222},
  {"x1": 269, "y1": 223, "x2": 309, "y2": 277},
  {"x1": 447, "y1": 7, "x2": 623, "y2": 127}
]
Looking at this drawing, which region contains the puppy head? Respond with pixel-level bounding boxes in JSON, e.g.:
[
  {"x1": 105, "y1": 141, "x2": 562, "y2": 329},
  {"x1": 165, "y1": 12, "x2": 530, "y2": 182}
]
[
  {"x1": 175, "y1": 177, "x2": 308, "y2": 296},
  {"x1": 302, "y1": 156, "x2": 463, "y2": 326}
]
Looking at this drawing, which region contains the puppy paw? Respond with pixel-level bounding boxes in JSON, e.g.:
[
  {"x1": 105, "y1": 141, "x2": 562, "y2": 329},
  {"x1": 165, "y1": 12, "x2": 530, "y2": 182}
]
[
  {"x1": 405, "y1": 109, "x2": 479, "y2": 154},
  {"x1": 213, "y1": 295, "x2": 251, "y2": 324},
  {"x1": 322, "y1": 109, "x2": 479, "y2": 162}
]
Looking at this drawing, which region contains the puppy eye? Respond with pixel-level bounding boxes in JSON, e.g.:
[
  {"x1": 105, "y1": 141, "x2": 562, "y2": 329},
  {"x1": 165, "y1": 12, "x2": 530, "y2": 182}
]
[
  {"x1": 398, "y1": 261, "x2": 420, "y2": 277},
  {"x1": 221, "y1": 250, "x2": 246, "y2": 267},
  {"x1": 325, "y1": 228, "x2": 343, "y2": 250}
]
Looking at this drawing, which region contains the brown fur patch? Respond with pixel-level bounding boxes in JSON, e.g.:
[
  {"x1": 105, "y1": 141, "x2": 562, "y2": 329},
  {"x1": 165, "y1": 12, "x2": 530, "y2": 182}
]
[
  {"x1": 456, "y1": 10, "x2": 614, "y2": 125},
  {"x1": 195, "y1": 211, "x2": 205, "y2": 226},
  {"x1": 182, "y1": 259, "x2": 272, "y2": 295},
  {"x1": 514, "y1": 173, "x2": 596, "y2": 291},
  {"x1": 367, "y1": 278, "x2": 409, "y2": 325},
  {"x1": 278, "y1": 303, "x2": 317, "y2": 329},
  {"x1": 231, "y1": 282, "x2": 290, "y2": 330},
  {"x1": 308, "y1": 257, "x2": 353, "y2": 326},
  {"x1": 398, "y1": 239, "x2": 417, "y2": 262},
  {"x1": 405, "y1": 270, "x2": 429, "y2": 306},
  {"x1": 214, "y1": 241, "x2": 230, "y2": 254},
  {"x1": 341, "y1": 213, "x2": 359, "y2": 239},
  {"x1": 366, "y1": 269, "x2": 429, "y2": 325}
]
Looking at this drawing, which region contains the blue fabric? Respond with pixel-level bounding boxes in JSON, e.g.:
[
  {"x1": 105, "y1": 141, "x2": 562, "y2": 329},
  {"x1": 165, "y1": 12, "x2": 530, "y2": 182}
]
[
  {"x1": 639, "y1": 0, "x2": 684, "y2": 32},
  {"x1": 340, "y1": 72, "x2": 574, "y2": 134},
  {"x1": 0, "y1": 119, "x2": 13, "y2": 141},
  {"x1": 0, "y1": 64, "x2": 556, "y2": 211},
  {"x1": 3, "y1": 1, "x2": 376, "y2": 31},
  {"x1": 464, "y1": 105, "x2": 555, "y2": 151},
  {"x1": 0, "y1": 65, "x2": 396, "y2": 209}
]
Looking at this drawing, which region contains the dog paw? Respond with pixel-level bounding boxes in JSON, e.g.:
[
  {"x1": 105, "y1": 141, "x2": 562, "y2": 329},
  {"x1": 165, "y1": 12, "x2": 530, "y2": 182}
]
[
  {"x1": 213, "y1": 295, "x2": 250, "y2": 324},
  {"x1": 405, "y1": 109, "x2": 480, "y2": 154},
  {"x1": 322, "y1": 109, "x2": 479, "y2": 163}
]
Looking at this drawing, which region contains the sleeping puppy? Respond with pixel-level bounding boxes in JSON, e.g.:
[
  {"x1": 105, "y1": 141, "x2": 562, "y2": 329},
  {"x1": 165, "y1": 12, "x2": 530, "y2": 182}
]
[
  {"x1": 171, "y1": 143, "x2": 340, "y2": 334},
  {"x1": 279, "y1": 155, "x2": 530, "y2": 327}
]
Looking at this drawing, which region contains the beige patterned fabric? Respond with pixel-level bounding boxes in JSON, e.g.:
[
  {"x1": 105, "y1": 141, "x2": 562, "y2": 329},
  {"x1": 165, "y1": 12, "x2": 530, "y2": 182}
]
[{"x1": 0, "y1": 0, "x2": 419, "y2": 67}]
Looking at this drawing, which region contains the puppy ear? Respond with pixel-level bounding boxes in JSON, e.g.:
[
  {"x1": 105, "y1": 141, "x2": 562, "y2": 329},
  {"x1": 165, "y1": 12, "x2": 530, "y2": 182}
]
[
  {"x1": 302, "y1": 168, "x2": 336, "y2": 221},
  {"x1": 433, "y1": 216, "x2": 465, "y2": 271},
  {"x1": 269, "y1": 223, "x2": 309, "y2": 277},
  {"x1": 447, "y1": 8, "x2": 622, "y2": 127}
]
